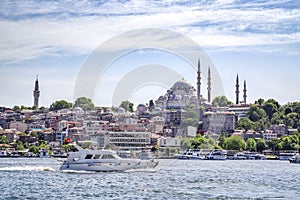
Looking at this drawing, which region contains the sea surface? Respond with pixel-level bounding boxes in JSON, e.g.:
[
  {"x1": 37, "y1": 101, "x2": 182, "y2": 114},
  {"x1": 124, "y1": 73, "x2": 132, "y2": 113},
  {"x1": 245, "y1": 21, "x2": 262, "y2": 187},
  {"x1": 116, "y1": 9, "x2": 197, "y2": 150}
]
[{"x1": 0, "y1": 158, "x2": 299, "y2": 200}]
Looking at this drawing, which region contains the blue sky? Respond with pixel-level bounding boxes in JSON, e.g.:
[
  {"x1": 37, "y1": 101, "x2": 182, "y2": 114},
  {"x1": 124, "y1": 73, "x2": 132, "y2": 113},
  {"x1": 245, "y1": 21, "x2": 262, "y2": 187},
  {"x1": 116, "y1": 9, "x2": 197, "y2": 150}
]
[{"x1": 0, "y1": 0, "x2": 300, "y2": 108}]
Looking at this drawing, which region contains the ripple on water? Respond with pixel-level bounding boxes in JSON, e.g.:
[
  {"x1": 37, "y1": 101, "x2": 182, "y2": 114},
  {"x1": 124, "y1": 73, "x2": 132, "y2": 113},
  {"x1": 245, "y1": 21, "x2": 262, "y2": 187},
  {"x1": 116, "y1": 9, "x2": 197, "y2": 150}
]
[{"x1": 0, "y1": 159, "x2": 300, "y2": 199}]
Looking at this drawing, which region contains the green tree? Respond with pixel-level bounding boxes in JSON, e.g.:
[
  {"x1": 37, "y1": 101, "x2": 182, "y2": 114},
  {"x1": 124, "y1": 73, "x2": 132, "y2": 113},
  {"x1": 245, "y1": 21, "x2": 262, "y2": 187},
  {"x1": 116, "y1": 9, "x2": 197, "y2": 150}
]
[
  {"x1": 181, "y1": 138, "x2": 192, "y2": 150},
  {"x1": 248, "y1": 104, "x2": 266, "y2": 122},
  {"x1": 50, "y1": 100, "x2": 73, "y2": 111},
  {"x1": 278, "y1": 134, "x2": 299, "y2": 150},
  {"x1": 263, "y1": 99, "x2": 280, "y2": 120},
  {"x1": 236, "y1": 118, "x2": 255, "y2": 131},
  {"x1": 29, "y1": 146, "x2": 39, "y2": 154},
  {"x1": 256, "y1": 138, "x2": 267, "y2": 153},
  {"x1": 255, "y1": 98, "x2": 264, "y2": 106},
  {"x1": 218, "y1": 132, "x2": 227, "y2": 149},
  {"x1": 119, "y1": 100, "x2": 134, "y2": 112},
  {"x1": 0, "y1": 135, "x2": 9, "y2": 144},
  {"x1": 30, "y1": 131, "x2": 38, "y2": 138},
  {"x1": 13, "y1": 105, "x2": 20, "y2": 111},
  {"x1": 74, "y1": 97, "x2": 95, "y2": 111},
  {"x1": 212, "y1": 96, "x2": 233, "y2": 107},
  {"x1": 16, "y1": 143, "x2": 25, "y2": 151},
  {"x1": 247, "y1": 138, "x2": 257, "y2": 152},
  {"x1": 225, "y1": 136, "x2": 246, "y2": 151},
  {"x1": 191, "y1": 134, "x2": 205, "y2": 149}
]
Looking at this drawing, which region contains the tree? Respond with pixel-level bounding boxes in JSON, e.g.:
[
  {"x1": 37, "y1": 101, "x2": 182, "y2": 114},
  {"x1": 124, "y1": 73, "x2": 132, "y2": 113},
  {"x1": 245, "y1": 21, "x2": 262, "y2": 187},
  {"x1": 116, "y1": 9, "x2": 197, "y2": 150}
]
[
  {"x1": 218, "y1": 132, "x2": 227, "y2": 149},
  {"x1": 263, "y1": 99, "x2": 280, "y2": 120},
  {"x1": 191, "y1": 134, "x2": 205, "y2": 149},
  {"x1": 0, "y1": 135, "x2": 9, "y2": 144},
  {"x1": 74, "y1": 97, "x2": 95, "y2": 111},
  {"x1": 225, "y1": 136, "x2": 246, "y2": 151},
  {"x1": 247, "y1": 138, "x2": 257, "y2": 152},
  {"x1": 13, "y1": 105, "x2": 20, "y2": 111},
  {"x1": 278, "y1": 134, "x2": 299, "y2": 150},
  {"x1": 256, "y1": 138, "x2": 267, "y2": 153},
  {"x1": 236, "y1": 118, "x2": 255, "y2": 131},
  {"x1": 267, "y1": 138, "x2": 280, "y2": 152},
  {"x1": 119, "y1": 100, "x2": 134, "y2": 112},
  {"x1": 50, "y1": 100, "x2": 73, "y2": 111},
  {"x1": 248, "y1": 104, "x2": 266, "y2": 122},
  {"x1": 212, "y1": 96, "x2": 233, "y2": 107},
  {"x1": 30, "y1": 131, "x2": 38, "y2": 138},
  {"x1": 256, "y1": 98, "x2": 264, "y2": 106}
]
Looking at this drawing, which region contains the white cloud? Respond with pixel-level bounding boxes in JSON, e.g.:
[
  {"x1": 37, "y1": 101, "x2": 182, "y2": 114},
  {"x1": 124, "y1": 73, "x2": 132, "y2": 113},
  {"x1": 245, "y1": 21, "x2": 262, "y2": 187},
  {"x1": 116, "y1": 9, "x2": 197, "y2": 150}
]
[{"x1": 0, "y1": 0, "x2": 299, "y2": 63}]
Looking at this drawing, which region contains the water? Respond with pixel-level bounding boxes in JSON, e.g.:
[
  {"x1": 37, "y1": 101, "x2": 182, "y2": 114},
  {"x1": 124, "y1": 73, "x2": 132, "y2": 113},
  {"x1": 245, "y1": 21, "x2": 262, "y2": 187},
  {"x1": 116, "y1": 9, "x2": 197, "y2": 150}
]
[{"x1": 0, "y1": 158, "x2": 299, "y2": 200}]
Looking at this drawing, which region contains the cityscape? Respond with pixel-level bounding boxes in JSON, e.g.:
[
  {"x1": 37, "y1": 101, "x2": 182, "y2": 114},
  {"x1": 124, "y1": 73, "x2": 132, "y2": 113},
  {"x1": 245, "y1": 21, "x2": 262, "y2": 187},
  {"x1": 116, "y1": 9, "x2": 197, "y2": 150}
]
[
  {"x1": 1, "y1": 59, "x2": 299, "y2": 159},
  {"x1": 1, "y1": 1, "x2": 300, "y2": 199}
]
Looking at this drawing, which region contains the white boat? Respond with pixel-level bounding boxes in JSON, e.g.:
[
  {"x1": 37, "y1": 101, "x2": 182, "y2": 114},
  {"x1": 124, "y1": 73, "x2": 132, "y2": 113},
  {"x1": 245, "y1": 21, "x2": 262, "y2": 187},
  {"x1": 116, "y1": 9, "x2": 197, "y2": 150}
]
[
  {"x1": 59, "y1": 144, "x2": 158, "y2": 172},
  {"x1": 177, "y1": 149, "x2": 203, "y2": 160},
  {"x1": 206, "y1": 150, "x2": 227, "y2": 160},
  {"x1": 289, "y1": 154, "x2": 300, "y2": 164}
]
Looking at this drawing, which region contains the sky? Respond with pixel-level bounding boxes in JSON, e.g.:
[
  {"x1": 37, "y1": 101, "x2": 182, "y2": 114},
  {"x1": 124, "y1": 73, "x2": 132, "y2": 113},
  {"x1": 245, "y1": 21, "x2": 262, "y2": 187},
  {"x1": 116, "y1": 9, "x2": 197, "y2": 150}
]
[{"x1": 0, "y1": 0, "x2": 300, "y2": 108}]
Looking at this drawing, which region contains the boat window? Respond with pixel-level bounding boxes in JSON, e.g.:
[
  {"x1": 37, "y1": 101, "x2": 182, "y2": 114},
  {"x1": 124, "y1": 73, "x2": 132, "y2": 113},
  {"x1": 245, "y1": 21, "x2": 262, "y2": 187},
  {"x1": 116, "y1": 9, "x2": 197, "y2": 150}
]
[
  {"x1": 85, "y1": 154, "x2": 93, "y2": 159},
  {"x1": 101, "y1": 154, "x2": 115, "y2": 159},
  {"x1": 94, "y1": 154, "x2": 101, "y2": 159}
]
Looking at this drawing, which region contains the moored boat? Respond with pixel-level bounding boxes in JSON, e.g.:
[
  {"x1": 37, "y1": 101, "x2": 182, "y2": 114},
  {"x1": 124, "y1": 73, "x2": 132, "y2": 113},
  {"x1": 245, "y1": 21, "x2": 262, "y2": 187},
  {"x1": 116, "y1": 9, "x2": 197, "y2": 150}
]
[
  {"x1": 206, "y1": 149, "x2": 227, "y2": 160},
  {"x1": 177, "y1": 149, "x2": 204, "y2": 160},
  {"x1": 59, "y1": 144, "x2": 158, "y2": 172},
  {"x1": 289, "y1": 154, "x2": 300, "y2": 164}
]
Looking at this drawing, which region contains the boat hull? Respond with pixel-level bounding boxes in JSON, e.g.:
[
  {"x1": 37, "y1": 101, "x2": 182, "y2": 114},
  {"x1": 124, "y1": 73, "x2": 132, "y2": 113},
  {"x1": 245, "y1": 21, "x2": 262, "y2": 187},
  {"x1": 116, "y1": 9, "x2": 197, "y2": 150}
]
[{"x1": 59, "y1": 159, "x2": 158, "y2": 172}]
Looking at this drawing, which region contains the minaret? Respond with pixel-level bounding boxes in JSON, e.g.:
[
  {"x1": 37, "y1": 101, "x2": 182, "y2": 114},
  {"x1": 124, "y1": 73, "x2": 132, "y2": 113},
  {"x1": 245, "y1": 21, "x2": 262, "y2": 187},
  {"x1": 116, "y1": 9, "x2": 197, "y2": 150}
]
[
  {"x1": 207, "y1": 67, "x2": 211, "y2": 103},
  {"x1": 235, "y1": 74, "x2": 239, "y2": 104},
  {"x1": 197, "y1": 59, "x2": 201, "y2": 105},
  {"x1": 33, "y1": 75, "x2": 40, "y2": 108},
  {"x1": 243, "y1": 80, "x2": 247, "y2": 104}
]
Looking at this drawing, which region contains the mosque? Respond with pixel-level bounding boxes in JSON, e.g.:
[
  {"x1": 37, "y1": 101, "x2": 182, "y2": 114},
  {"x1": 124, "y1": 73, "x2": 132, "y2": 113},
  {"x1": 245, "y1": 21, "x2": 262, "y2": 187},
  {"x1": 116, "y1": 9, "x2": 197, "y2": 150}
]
[
  {"x1": 155, "y1": 59, "x2": 211, "y2": 110},
  {"x1": 154, "y1": 59, "x2": 247, "y2": 111}
]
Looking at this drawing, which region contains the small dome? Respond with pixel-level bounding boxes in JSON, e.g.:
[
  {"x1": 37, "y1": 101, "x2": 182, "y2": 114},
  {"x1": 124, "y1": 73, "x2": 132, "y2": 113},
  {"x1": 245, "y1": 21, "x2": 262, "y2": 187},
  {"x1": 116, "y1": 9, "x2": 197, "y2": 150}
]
[
  {"x1": 73, "y1": 107, "x2": 84, "y2": 113},
  {"x1": 117, "y1": 107, "x2": 125, "y2": 113},
  {"x1": 174, "y1": 95, "x2": 182, "y2": 100},
  {"x1": 154, "y1": 107, "x2": 162, "y2": 111},
  {"x1": 158, "y1": 96, "x2": 164, "y2": 101}
]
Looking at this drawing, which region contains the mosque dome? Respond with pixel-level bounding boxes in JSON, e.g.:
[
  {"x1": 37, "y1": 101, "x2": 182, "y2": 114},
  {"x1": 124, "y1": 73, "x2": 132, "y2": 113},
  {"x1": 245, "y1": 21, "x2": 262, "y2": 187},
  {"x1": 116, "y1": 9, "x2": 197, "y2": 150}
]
[{"x1": 172, "y1": 80, "x2": 193, "y2": 91}]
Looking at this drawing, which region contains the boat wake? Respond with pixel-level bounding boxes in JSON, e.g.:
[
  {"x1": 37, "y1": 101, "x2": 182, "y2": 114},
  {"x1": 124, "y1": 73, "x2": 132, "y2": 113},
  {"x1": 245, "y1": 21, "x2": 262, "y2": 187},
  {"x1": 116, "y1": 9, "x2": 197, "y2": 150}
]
[
  {"x1": 0, "y1": 166, "x2": 55, "y2": 172},
  {"x1": 124, "y1": 168, "x2": 156, "y2": 173},
  {"x1": 59, "y1": 169, "x2": 96, "y2": 174}
]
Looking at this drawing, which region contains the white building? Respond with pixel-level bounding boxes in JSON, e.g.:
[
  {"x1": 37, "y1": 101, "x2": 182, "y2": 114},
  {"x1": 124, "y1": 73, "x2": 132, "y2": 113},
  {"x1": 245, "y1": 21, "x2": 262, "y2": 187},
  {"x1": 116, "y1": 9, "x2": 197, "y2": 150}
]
[
  {"x1": 263, "y1": 131, "x2": 278, "y2": 142},
  {"x1": 83, "y1": 120, "x2": 108, "y2": 135},
  {"x1": 108, "y1": 131, "x2": 151, "y2": 150},
  {"x1": 157, "y1": 137, "x2": 181, "y2": 148}
]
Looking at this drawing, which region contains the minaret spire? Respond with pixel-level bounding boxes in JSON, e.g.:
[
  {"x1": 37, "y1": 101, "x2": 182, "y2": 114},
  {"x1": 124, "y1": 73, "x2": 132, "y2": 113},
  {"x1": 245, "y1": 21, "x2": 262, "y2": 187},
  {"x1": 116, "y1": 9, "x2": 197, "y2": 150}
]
[
  {"x1": 197, "y1": 58, "x2": 201, "y2": 106},
  {"x1": 33, "y1": 75, "x2": 40, "y2": 108},
  {"x1": 235, "y1": 74, "x2": 239, "y2": 104},
  {"x1": 243, "y1": 79, "x2": 247, "y2": 104},
  {"x1": 207, "y1": 67, "x2": 211, "y2": 103}
]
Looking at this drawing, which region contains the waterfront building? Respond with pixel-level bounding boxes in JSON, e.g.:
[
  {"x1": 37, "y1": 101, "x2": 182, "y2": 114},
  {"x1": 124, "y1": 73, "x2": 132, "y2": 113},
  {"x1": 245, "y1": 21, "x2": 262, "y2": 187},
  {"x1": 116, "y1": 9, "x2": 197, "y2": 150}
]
[
  {"x1": 263, "y1": 130, "x2": 278, "y2": 142},
  {"x1": 202, "y1": 111, "x2": 235, "y2": 134},
  {"x1": 269, "y1": 124, "x2": 286, "y2": 137},
  {"x1": 107, "y1": 131, "x2": 151, "y2": 150},
  {"x1": 157, "y1": 137, "x2": 181, "y2": 148}
]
